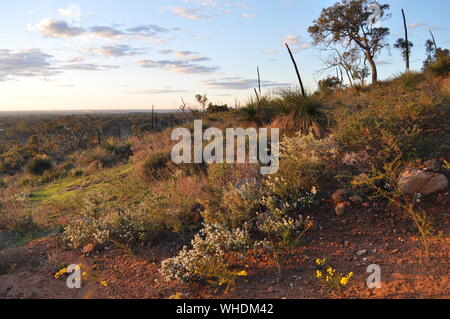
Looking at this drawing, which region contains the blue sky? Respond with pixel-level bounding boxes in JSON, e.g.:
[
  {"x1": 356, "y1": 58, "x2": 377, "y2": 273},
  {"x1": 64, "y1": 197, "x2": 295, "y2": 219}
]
[{"x1": 0, "y1": 0, "x2": 448, "y2": 111}]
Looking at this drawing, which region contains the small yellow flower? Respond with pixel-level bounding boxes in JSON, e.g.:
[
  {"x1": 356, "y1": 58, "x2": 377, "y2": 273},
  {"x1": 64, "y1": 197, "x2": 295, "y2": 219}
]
[
  {"x1": 340, "y1": 277, "x2": 349, "y2": 286},
  {"x1": 327, "y1": 267, "x2": 335, "y2": 276},
  {"x1": 315, "y1": 258, "x2": 326, "y2": 266},
  {"x1": 82, "y1": 272, "x2": 88, "y2": 279},
  {"x1": 100, "y1": 281, "x2": 108, "y2": 288},
  {"x1": 316, "y1": 270, "x2": 323, "y2": 278},
  {"x1": 340, "y1": 272, "x2": 353, "y2": 287},
  {"x1": 170, "y1": 293, "x2": 182, "y2": 300},
  {"x1": 237, "y1": 270, "x2": 248, "y2": 277}
]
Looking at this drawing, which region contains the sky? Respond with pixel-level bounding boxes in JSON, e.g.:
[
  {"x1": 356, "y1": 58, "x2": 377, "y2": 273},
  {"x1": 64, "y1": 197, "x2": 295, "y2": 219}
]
[{"x1": 0, "y1": 0, "x2": 448, "y2": 111}]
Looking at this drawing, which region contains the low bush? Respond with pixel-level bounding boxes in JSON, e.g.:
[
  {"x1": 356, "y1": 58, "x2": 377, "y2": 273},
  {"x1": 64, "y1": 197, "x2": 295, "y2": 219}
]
[
  {"x1": 63, "y1": 191, "x2": 182, "y2": 249},
  {"x1": 160, "y1": 223, "x2": 251, "y2": 288},
  {"x1": 0, "y1": 189, "x2": 38, "y2": 235},
  {"x1": 25, "y1": 156, "x2": 53, "y2": 176},
  {"x1": 276, "y1": 133, "x2": 338, "y2": 193},
  {"x1": 424, "y1": 51, "x2": 450, "y2": 77},
  {"x1": 138, "y1": 152, "x2": 171, "y2": 182}
]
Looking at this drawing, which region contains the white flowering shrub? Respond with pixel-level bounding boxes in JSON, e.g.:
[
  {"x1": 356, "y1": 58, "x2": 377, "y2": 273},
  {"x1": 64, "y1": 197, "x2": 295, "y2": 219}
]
[
  {"x1": 260, "y1": 176, "x2": 316, "y2": 217},
  {"x1": 63, "y1": 192, "x2": 174, "y2": 249},
  {"x1": 63, "y1": 194, "x2": 112, "y2": 248},
  {"x1": 160, "y1": 223, "x2": 251, "y2": 284},
  {"x1": 258, "y1": 214, "x2": 314, "y2": 248}
]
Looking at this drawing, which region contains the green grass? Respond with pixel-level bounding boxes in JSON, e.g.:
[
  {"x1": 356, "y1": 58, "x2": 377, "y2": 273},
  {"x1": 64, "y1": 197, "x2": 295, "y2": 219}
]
[{"x1": 27, "y1": 164, "x2": 152, "y2": 224}]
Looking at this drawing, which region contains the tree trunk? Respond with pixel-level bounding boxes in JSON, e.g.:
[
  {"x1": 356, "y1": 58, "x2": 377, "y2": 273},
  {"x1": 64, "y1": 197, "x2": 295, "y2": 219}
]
[
  {"x1": 402, "y1": 9, "x2": 410, "y2": 71},
  {"x1": 365, "y1": 52, "x2": 378, "y2": 83}
]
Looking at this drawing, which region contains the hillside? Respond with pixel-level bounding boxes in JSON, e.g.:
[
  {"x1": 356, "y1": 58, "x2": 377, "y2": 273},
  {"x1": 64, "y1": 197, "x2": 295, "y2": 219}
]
[{"x1": 1, "y1": 70, "x2": 449, "y2": 299}]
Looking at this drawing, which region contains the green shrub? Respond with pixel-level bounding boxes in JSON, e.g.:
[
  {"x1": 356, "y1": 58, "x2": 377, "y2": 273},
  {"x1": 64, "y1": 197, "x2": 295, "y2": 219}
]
[
  {"x1": 0, "y1": 190, "x2": 38, "y2": 235},
  {"x1": 317, "y1": 76, "x2": 343, "y2": 94},
  {"x1": 138, "y1": 152, "x2": 170, "y2": 181},
  {"x1": 0, "y1": 146, "x2": 31, "y2": 175},
  {"x1": 425, "y1": 51, "x2": 450, "y2": 77},
  {"x1": 202, "y1": 179, "x2": 262, "y2": 228},
  {"x1": 276, "y1": 133, "x2": 338, "y2": 193},
  {"x1": 25, "y1": 156, "x2": 53, "y2": 176},
  {"x1": 395, "y1": 72, "x2": 423, "y2": 90}
]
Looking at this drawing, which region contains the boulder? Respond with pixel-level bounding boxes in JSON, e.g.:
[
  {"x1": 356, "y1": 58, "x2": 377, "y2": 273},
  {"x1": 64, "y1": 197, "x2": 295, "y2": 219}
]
[
  {"x1": 398, "y1": 168, "x2": 448, "y2": 196},
  {"x1": 420, "y1": 174, "x2": 449, "y2": 196},
  {"x1": 335, "y1": 202, "x2": 350, "y2": 216},
  {"x1": 332, "y1": 189, "x2": 350, "y2": 204},
  {"x1": 349, "y1": 194, "x2": 364, "y2": 205}
]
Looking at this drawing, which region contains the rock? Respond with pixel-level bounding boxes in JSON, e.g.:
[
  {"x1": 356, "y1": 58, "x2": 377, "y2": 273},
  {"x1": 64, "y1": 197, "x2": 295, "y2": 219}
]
[
  {"x1": 356, "y1": 249, "x2": 367, "y2": 256},
  {"x1": 335, "y1": 202, "x2": 350, "y2": 216},
  {"x1": 436, "y1": 193, "x2": 446, "y2": 204},
  {"x1": 362, "y1": 202, "x2": 370, "y2": 208},
  {"x1": 349, "y1": 194, "x2": 364, "y2": 205},
  {"x1": 332, "y1": 189, "x2": 350, "y2": 204},
  {"x1": 423, "y1": 159, "x2": 441, "y2": 173},
  {"x1": 398, "y1": 168, "x2": 448, "y2": 196},
  {"x1": 82, "y1": 243, "x2": 96, "y2": 255},
  {"x1": 420, "y1": 175, "x2": 449, "y2": 196}
]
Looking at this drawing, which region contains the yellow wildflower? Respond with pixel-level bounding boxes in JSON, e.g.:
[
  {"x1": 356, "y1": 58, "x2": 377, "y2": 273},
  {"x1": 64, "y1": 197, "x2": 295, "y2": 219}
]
[
  {"x1": 316, "y1": 270, "x2": 323, "y2": 278},
  {"x1": 237, "y1": 270, "x2": 248, "y2": 277},
  {"x1": 100, "y1": 281, "x2": 108, "y2": 288},
  {"x1": 340, "y1": 272, "x2": 353, "y2": 287},
  {"x1": 315, "y1": 258, "x2": 326, "y2": 266},
  {"x1": 327, "y1": 267, "x2": 335, "y2": 276},
  {"x1": 170, "y1": 293, "x2": 182, "y2": 300},
  {"x1": 340, "y1": 277, "x2": 349, "y2": 286}
]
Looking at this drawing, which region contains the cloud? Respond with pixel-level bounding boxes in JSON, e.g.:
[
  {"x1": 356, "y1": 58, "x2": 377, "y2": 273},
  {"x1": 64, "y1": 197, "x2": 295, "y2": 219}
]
[
  {"x1": 170, "y1": 7, "x2": 215, "y2": 20},
  {"x1": 159, "y1": 49, "x2": 211, "y2": 62},
  {"x1": 135, "y1": 59, "x2": 219, "y2": 74},
  {"x1": 202, "y1": 77, "x2": 290, "y2": 90},
  {"x1": 126, "y1": 25, "x2": 170, "y2": 34},
  {"x1": 58, "y1": 63, "x2": 119, "y2": 71},
  {"x1": 30, "y1": 18, "x2": 85, "y2": 38},
  {"x1": 30, "y1": 19, "x2": 174, "y2": 42},
  {"x1": 131, "y1": 88, "x2": 190, "y2": 95},
  {"x1": 0, "y1": 48, "x2": 58, "y2": 80},
  {"x1": 408, "y1": 22, "x2": 427, "y2": 29},
  {"x1": 283, "y1": 35, "x2": 311, "y2": 52},
  {"x1": 406, "y1": 22, "x2": 448, "y2": 31},
  {"x1": 265, "y1": 49, "x2": 279, "y2": 56},
  {"x1": 242, "y1": 13, "x2": 255, "y2": 19},
  {"x1": 88, "y1": 26, "x2": 123, "y2": 39},
  {"x1": 375, "y1": 60, "x2": 392, "y2": 65},
  {"x1": 82, "y1": 44, "x2": 147, "y2": 57}
]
